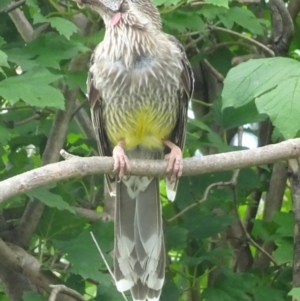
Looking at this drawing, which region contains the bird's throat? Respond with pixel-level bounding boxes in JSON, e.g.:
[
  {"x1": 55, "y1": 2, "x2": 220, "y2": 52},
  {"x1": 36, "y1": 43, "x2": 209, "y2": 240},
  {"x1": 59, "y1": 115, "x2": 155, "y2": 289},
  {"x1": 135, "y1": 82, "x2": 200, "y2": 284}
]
[{"x1": 111, "y1": 12, "x2": 122, "y2": 26}]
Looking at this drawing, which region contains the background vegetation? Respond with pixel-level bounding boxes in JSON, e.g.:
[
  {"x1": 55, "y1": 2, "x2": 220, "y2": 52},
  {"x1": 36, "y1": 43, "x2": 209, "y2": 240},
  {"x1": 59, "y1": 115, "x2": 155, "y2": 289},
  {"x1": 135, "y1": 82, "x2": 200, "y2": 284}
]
[{"x1": 0, "y1": 0, "x2": 300, "y2": 300}]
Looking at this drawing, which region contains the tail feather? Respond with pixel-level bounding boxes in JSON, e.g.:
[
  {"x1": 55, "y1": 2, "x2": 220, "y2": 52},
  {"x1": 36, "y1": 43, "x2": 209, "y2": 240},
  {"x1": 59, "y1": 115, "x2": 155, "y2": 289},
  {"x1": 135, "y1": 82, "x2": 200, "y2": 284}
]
[{"x1": 114, "y1": 178, "x2": 165, "y2": 301}]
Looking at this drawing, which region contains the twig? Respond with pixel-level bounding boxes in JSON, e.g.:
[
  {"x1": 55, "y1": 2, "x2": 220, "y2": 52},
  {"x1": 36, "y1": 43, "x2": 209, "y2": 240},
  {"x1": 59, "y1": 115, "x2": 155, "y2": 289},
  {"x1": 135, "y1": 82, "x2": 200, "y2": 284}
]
[
  {"x1": 209, "y1": 25, "x2": 275, "y2": 57},
  {"x1": 167, "y1": 181, "x2": 233, "y2": 222},
  {"x1": 205, "y1": 41, "x2": 255, "y2": 54},
  {"x1": 0, "y1": 105, "x2": 32, "y2": 111},
  {"x1": 185, "y1": 35, "x2": 205, "y2": 50},
  {"x1": 71, "y1": 99, "x2": 88, "y2": 119},
  {"x1": 60, "y1": 149, "x2": 77, "y2": 160},
  {"x1": 231, "y1": 54, "x2": 265, "y2": 66},
  {"x1": 203, "y1": 59, "x2": 224, "y2": 83},
  {"x1": 230, "y1": 126, "x2": 278, "y2": 267},
  {"x1": 90, "y1": 232, "x2": 128, "y2": 301},
  {"x1": 188, "y1": 36, "x2": 224, "y2": 82},
  {"x1": 185, "y1": 1, "x2": 207, "y2": 6},
  {"x1": 0, "y1": 0, "x2": 25, "y2": 13},
  {"x1": 8, "y1": 8, "x2": 35, "y2": 42},
  {"x1": 75, "y1": 207, "x2": 112, "y2": 221},
  {"x1": 230, "y1": 186, "x2": 278, "y2": 266},
  {"x1": 191, "y1": 98, "x2": 212, "y2": 107},
  {"x1": 230, "y1": 126, "x2": 243, "y2": 185},
  {"x1": 48, "y1": 285, "x2": 86, "y2": 301},
  {"x1": 13, "y1": 113, "x2": 41, "y2": 126}
]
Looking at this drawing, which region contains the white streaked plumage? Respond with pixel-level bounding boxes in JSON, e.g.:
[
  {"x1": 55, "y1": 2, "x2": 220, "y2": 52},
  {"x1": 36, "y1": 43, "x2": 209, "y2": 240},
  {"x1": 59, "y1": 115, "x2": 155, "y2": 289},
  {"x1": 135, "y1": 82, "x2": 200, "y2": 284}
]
[{"x1": 86, "y1": 0, "x2": 194, "y2": 300}]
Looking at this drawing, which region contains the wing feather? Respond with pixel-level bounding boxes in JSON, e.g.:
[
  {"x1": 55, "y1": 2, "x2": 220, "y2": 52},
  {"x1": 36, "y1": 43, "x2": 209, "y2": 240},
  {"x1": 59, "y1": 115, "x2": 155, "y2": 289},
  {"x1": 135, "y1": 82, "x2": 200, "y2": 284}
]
[
  {"x1": 88, "y1": 55, "x2": 116, "y2": 195},
  {"x1": 165, "y1": 36, "x2": 194, "y2": 200}
]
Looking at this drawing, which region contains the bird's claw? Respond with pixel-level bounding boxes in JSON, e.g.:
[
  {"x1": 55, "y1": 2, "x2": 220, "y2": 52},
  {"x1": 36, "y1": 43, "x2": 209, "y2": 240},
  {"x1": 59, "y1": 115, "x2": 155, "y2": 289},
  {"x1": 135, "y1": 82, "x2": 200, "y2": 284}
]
[
  {"x1": 165, "y1": 145, "x2": 183, "y2": 182},
  {"x1": 113, "y1": 144, "x2": 130, "y2": 179}
]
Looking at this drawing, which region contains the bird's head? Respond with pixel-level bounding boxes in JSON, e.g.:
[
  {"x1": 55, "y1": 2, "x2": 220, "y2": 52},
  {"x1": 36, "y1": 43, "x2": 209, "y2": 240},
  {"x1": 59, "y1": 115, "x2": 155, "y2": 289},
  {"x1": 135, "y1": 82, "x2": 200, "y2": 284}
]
[
  {"x1": 74, "y1": 0, "x2": 161, "y2": 28},
  {"x1": 74, "y1": 0, "x2": 122, "y2": 25}
]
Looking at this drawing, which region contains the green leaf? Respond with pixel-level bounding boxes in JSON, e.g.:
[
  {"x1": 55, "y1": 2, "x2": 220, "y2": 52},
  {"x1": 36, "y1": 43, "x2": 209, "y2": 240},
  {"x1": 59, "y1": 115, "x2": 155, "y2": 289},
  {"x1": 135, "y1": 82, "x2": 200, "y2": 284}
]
[
  {"x1": 255, "y1": 75, "x2": 300, "y2": 138},
  {"x1": 0, "y1": 0, "x2": 10, "y2": 10},
  {"x1": 221, "y1": 102, "x2": 266, "y2": 129},
  {"x1": 0, "y1": 37, "x2": 6, "y2": 47},
  {"x1": 153, "y1": 0, "x2": 168, "y2": 6},
  {"x1": 26, "y1": 0, "x2": 39, "y2": 9},
  {"x1": 0, "y1": 67, "x2": 64, "y2": 109},
  {"x1": 203, "y1": 271, "x2": 253, "y2": 301},
  {"x1": 254, "y1": 287, "x2": 286, "y2": 301},
  {"x1": 32, "y1": 12, "x2": 48, "y2": 24},
  {"x1": 65, "y1": 71, "x2": 87, "y2": 92},
  {"x1": 6, "y1": 48, "x2": 39, "y2": 71},
  {"x1": 38, "y1": 208, "x2": 87, "y2": 240},
  {"x1": 198, "y1": 5, "x2": 228, "y2": 20},
  {"x1": 163, "y1": 10, "x2": 205, "y2": 32},
  {"x1": 273, "y1": 243, "x2": 293, "y2": 265},
  {"x1": 26, "y1": 185, "x2": 75, "y2": 213},
  {"x1": 22, "y1": 292, "x2": 47, "y2": 301},
  {"x1": 0, "y1": 50, "x2": 9, "y2": 68},
  {"x1": 222, "y1": 57, "x2": 300, "y2": 138},
  {"x1": 25, "y1": 32, "x2": 89, "y2": 70},
  {"x1": 204, "y1": 0, "x2": 228, "y2": 8},
  {"x1": 0, "y1": 124, "x2": 11, "y2": 144},
  {"x1": 48, "y1": 17, "x2": 79, "y2": 40},
  {"x1": 188, "y1": 214, "x2": 233, "y2": 240},
  {"x1": 273, "y1": 212, "x2": 294, "y2": 238},
  {"x1": 288, "y1": 288, "x2": 300, "y2": 301},
  {"x1": 222, "y1": 57, "x2": 300, "y2": 109},
  {"x1": 95, "y1": 282, "x2": 126, "y2": 301},
  {"x1": 219, "y1": 14, "x2": 234, "y2": 29},
  {"x1": 227, "y1": 7, "x2": 266, "y2": 35},
  {"x1": 53, "y1": 221, "x2": 114, "y2": 282},
  {"x1": 33, "y1": 14, "x2": 78, "y2": 39},
  {"x1": 161, "y1": 279, "x2": 181, "y2": 301},
  {"x1": 165, "y1": 225, "x2": 188, "y2": 250}
]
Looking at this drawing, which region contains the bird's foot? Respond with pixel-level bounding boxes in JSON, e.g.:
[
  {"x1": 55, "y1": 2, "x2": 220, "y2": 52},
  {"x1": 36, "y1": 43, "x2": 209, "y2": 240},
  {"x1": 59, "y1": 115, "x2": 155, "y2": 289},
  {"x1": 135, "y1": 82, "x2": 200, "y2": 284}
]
[
  {"x1": 164, "y1": 140, "x2": 183, "y2": 182},
  {"x1": 112, "y1": 141, "x2": 130, "y2": 179}
]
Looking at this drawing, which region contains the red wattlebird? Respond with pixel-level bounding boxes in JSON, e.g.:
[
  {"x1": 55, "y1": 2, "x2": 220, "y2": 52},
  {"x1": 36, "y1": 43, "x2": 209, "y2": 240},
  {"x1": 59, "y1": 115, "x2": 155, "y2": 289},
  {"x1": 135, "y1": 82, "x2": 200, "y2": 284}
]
[{"x1": 76, "y1": 0, "x2": 194, "y2": 299}]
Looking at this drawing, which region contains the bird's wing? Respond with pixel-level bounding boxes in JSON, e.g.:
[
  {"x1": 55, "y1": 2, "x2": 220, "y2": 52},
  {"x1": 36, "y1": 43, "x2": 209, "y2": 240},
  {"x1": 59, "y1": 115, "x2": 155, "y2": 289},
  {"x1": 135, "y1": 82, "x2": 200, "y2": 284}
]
[
  {"x1": 167, "y1": 35, "x2": 194, "y2": 150},
  {"x1": 88, "y1": 55, "x2": 116, "y2": 196},
  {"x1": 165, "y1": 36, "x2": 194, "y2": 201}
]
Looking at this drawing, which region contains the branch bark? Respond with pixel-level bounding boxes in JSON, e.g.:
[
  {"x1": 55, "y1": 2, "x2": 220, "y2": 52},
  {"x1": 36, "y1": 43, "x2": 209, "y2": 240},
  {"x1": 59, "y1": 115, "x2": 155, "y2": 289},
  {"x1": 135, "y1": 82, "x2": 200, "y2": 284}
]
[
  {"x1": 270, "y1": 0, "x2": 294, "y2": 56},
  {"x1": 49, "y1": 285, "x2": 86, "y2": 301},
  {"x1": 0, "y1": 239, "x2": 77, "y2": 301},
  {"x1": 1, "y1": 138, "x2": 300, "y2": 203}
]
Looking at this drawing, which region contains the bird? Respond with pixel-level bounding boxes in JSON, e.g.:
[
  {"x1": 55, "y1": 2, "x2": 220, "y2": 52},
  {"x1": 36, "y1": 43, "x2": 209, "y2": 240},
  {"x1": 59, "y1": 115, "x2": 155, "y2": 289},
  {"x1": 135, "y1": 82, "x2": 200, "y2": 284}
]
[{"x1": 75, "y1": 0, "x2": 194, "y2": 300}]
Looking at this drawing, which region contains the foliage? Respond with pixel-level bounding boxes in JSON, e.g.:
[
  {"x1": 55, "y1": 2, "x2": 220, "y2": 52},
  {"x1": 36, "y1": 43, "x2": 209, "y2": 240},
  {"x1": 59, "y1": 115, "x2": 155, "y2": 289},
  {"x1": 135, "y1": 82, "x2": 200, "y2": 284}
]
[{"x1": 0, "y1": 0, "x2": 299, "y2": 300}]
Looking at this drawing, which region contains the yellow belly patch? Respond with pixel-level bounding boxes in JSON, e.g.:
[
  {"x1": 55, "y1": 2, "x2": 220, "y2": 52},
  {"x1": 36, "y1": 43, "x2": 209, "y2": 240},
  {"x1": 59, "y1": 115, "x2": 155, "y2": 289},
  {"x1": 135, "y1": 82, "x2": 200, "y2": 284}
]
[{"x1": 108, "y1": 106, "x2": 175, "y2": 150}]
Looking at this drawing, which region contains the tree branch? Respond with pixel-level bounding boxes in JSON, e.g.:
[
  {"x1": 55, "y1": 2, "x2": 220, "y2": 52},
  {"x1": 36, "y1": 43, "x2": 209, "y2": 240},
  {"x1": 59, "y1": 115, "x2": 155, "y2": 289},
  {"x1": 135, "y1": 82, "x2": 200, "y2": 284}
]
[
  {"x1": 0, "y1": 138, "x2": 300, "y2": 203},
  {"x1": 0, "y1": 239, "x2": 77, "y2": 301},
  {"x1": 49, "y1": 285, "x2": 85, "y2": 301},
  {"x1": 167, "y1": 181, "x2": 231, "y2": 222},
  {"x1": 0, "y1": 0, "x2": 25, "y2": 13},
  {"x1": 270, "y1": 0, "x2": 294, "y2": 56},
  {"x1": 288, "y1": 0, "x2": 300, "y2": 22},
  {"x1": 8, "y1": 8, "x2": 34, "y2": 42},
  {"x1": 209, "y1": 25, "x2": 275, "y2": 57}
]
